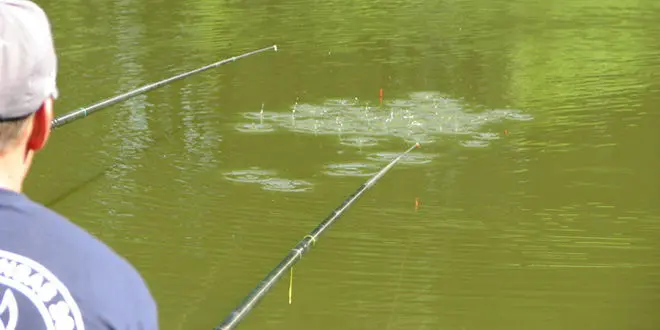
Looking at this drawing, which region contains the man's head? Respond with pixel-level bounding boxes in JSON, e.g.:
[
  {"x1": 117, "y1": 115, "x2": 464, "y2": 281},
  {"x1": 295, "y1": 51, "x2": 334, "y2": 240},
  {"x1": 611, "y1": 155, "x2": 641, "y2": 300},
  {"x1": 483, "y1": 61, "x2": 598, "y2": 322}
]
[{"x1": 0, "y1": 0, "x2": 58, "y2": 191}]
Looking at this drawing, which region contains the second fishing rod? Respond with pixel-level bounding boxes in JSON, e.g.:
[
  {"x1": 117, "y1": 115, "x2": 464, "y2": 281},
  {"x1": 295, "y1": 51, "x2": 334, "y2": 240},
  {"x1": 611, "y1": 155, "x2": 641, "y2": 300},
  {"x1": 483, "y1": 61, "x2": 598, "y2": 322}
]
[
  {"x1": 50, "y1": 44, "x2": 277, "y2": 129},
  {"x1": 215, "y1": 142, "x2": 421, "y2": 330}
]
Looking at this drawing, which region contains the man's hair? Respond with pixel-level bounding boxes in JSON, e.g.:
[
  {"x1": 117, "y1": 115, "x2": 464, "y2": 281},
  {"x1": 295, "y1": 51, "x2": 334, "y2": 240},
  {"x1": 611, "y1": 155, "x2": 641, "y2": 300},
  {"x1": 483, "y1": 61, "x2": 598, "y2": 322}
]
[{"x1": 0, "y1": 116, "x2": 31, "y2": 152}]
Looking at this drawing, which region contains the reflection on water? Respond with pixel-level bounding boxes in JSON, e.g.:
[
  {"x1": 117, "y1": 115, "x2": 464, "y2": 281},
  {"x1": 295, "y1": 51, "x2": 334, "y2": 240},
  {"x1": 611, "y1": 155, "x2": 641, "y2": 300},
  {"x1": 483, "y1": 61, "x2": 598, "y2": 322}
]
[
  {"x1": 99, "y1": 0, "x2": 152, "y2": 229},
  {"x1": 496, "y1": 205, "x2": 660, "y2": 270}
]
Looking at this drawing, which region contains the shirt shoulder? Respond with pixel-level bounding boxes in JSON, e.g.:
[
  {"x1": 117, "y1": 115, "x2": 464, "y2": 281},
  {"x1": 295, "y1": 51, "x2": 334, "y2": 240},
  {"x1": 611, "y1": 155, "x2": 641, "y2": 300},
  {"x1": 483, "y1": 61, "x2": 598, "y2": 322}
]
[{"x1": 0, "y1": 189, "x2": 159, "y2": 330}]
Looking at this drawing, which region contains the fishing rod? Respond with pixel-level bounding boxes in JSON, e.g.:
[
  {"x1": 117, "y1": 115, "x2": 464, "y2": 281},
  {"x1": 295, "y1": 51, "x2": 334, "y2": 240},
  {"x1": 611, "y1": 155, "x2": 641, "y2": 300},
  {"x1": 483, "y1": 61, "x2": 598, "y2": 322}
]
[
  {"x1": 215, "y1": 142, "x2": 421, "y2": 330},
  {"x1": 50, "y1": 44, "x2": 278, "y2": 129}
]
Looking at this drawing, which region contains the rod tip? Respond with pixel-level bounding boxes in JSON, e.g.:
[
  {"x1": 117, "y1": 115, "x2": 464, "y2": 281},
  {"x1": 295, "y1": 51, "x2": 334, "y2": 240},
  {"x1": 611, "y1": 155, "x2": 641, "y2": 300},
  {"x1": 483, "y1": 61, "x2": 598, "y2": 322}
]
[
  {"x1": 273, "y1": 45, "x2": 278, "y2": 51},
  {"x1": 415, "y1": 142, "x2": 421, "y2": 148}
]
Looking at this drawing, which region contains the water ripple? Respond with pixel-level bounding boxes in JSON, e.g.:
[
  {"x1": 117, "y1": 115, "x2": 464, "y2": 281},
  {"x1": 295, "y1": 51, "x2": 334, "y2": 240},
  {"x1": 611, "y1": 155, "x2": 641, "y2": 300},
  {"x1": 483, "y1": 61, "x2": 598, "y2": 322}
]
[
  {"x1": 261, "y1": 178, "x2": 313, "y2": 192},
  {"x1": 224, "y1": 167, "x2": 313, "y2": 192},
  {"x1": 324, "y1": 163, "x2": 382, "y2": 177},
  {"x1": 366, "y1": 151, "x2": 437, "y2": 165},
  {"x1": 339, "y1": 136, "x2": 381, "y2": 148},
  {"x1": 224, "y1": 168, "x2": 276, "y2": 184}
]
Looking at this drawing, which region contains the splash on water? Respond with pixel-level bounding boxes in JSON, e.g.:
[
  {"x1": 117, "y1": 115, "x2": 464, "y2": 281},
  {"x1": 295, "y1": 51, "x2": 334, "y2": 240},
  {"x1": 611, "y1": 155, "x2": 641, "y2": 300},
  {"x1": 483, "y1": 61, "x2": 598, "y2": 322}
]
[
  {"x1": 339, "y1": 135, "x2": 381, "y2": 148},
  {"x1": 236, "y1": 91, "x2": 532, "y2": 147},
  {"x1": 460, "y1": 140, "x2": 490, "y2": 148},
  {"x1": 235, "y1": 103, "x2": 276, "y2": 133},
  {"x1": 234, "y1": 123, "x2": 275, "y2": 133},
  {"x1": 231, "y1": 91, "x2": 533, "y2": 179}
]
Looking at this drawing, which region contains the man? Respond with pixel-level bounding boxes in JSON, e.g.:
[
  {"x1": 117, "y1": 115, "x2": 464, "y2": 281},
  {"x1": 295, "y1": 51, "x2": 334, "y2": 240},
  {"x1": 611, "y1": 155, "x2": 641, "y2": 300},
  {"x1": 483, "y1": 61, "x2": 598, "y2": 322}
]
[{"x1": 0, "y1": 1, "x2": 158, "y2": 329}]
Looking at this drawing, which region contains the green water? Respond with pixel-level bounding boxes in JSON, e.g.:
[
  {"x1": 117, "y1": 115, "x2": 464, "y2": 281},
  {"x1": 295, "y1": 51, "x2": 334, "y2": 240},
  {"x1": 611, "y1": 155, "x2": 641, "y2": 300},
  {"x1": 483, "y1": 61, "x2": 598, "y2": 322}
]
[{"x1": 27, "y1": 0, "x2": 660, "y2": 329}]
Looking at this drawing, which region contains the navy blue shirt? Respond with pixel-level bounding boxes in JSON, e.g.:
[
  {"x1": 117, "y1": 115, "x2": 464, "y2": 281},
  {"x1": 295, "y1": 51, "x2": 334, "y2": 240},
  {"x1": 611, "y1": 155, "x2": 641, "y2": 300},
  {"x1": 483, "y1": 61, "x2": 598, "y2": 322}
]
[{"x1": 0, "y1": 188, "x2": 158, "y2": 330}]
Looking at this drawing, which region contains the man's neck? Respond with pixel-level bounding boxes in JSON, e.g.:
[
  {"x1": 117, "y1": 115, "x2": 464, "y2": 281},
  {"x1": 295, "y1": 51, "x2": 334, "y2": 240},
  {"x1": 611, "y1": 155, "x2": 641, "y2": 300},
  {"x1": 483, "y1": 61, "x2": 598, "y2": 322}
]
[{"x1": 0, "y1": 151, "x2": 26, "y2": 193}]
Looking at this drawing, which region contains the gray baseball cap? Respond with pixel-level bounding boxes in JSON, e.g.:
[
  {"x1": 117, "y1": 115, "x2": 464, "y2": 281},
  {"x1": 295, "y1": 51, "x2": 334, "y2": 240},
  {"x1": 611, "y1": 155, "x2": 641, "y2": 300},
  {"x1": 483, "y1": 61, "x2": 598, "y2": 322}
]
[{"x1": 0, "y1": 0, "x2": 58, "y2": 120}]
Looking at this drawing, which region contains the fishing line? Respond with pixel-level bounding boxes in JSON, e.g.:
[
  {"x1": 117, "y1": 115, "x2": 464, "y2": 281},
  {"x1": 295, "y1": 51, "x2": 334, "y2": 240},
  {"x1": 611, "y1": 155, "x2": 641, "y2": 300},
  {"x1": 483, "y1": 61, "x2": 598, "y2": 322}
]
[
  {"x1": 385, "y1": 208, "x2": 418, "y2": 330},
  {"x1": 215, "y1": 142, "x2": 421, "y2": 330},
  {"x1": 44, "y1": 45, "x2": 278, "y2": 207},
  {"x1": 44, "y1": 120, "x2": 186, "y2": 207}
]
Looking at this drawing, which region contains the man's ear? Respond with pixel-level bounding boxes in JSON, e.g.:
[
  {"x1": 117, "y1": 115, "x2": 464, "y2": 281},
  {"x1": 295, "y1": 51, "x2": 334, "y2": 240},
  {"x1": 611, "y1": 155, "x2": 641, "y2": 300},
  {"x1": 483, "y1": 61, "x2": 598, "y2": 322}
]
[{"x1": 27, "y1": 97, "x2": 54, "y2": 151}]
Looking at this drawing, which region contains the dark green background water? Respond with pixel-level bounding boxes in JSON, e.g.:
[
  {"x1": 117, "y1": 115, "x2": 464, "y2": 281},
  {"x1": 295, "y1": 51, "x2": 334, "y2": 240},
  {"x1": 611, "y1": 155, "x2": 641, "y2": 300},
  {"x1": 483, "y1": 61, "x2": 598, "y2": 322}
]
[{"x1": 28, "y1": 0, "x2": 660, "y2": 329}]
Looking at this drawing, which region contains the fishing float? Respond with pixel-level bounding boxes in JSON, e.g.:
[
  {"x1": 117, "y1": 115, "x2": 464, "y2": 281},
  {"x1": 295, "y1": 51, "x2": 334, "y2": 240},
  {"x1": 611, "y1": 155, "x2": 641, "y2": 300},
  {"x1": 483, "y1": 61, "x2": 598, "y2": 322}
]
[
  {"x1": 215, "y1": 142, "x2": 421, "y2": 330},
  {"x1": 51, "y1": 45, "x2": 278, "y2": 129}
]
